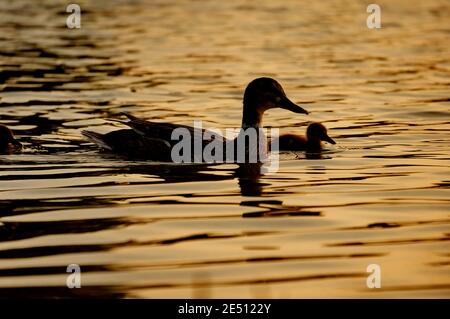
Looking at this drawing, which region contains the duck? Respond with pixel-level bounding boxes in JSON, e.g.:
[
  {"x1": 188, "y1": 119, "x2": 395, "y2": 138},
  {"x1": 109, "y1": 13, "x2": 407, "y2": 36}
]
[
  {"x1": 82, "y1": 77, "x2": 309, "y2": 162},
  {"x1": 0, "y1": 124, "x2": 22, "y2": 154},
  {"x1": 273, "y1": 122, "x2": 335, "y2": 152}
]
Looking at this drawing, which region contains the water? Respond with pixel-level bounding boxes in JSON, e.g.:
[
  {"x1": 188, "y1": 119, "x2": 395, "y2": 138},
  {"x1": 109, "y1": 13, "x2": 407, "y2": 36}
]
[{"x1": 0, "y1": 0, "x2": 449, "y2": 298}]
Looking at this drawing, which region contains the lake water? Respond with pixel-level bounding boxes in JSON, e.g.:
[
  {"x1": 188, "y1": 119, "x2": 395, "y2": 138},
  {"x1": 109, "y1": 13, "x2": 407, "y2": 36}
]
[{"x1": 0, "y1": 0, "x2": 449, "y2": 298}]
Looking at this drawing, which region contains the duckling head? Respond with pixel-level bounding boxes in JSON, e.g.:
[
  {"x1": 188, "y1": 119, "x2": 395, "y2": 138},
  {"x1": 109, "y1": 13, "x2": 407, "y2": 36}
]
[
  {"x1": 306, "y1": 122, "x2": 336, "y2": 145},
  {"x1": 0, "y1": 124, "x2": 22, "y2": 153},
  {"x1": 243, "y1": 77, "x2": 309, "y2": 117}
]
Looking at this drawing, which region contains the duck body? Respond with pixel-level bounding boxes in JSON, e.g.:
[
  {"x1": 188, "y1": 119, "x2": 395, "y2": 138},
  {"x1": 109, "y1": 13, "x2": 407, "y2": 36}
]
[
  {"x1": 0, "y1": 124, "x2": 22, "y2": 154},
  {"x1": 274, "y1": 122, "x2": 336, "y2": 152},
  {"x1": 83, "y1": 77, "x2": 309, "y2": 162},
  {"x1": 82, "y1": 129, "x2": 173, "y2": 161},
  {"x1": 83, "y1": 117, "x2": 226, "y2": 161}
]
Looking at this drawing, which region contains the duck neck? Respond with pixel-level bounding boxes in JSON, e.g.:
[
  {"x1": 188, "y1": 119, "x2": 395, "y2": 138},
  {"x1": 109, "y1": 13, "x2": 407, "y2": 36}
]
[
  {"x1": 241, "y1": 103, "x2": 263, "y2": 129},
  {"x1": 306, "y1": 138, "x2": 322, "y2": 151}
]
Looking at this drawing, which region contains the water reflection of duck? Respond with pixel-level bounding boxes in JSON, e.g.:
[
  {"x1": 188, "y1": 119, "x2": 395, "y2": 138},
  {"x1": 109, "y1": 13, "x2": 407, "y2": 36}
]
[
  {"x1": 274, "y1": 123, "x2": 335, "y2": 152},
  {"x1": 0, "y1": 124, "x2": 22, "y2": 154},
  {"x1": 82, "y1": 77, "x2": 308, "y2": 161}
]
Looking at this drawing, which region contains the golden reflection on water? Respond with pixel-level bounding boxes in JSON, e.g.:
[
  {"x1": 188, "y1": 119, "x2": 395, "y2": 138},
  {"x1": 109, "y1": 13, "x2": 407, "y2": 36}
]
[{"x1": 0, "y1": 0, "x2": 449, "y2": 298}]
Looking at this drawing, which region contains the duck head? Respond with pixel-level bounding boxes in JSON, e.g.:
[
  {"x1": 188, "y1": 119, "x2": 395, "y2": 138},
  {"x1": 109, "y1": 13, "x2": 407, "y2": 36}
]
[
  {"x1": 306, "y1": 122, "x2": 336, "y2": 145},
  {"x1": 0, "y1": 124, "x2": 22, "y2": 153},
  {"x1": 242, "y1": 77, "x2": 308, "y2": 127}
]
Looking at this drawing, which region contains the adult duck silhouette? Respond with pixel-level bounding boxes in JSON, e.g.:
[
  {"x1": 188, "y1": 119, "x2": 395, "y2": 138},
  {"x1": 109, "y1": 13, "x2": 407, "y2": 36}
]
[
  {"x1": 83, "y1": 77, "x2": 308, "y2": 162},
  {"x1": 0, "y1": 124, "x2": 22, "y2": 154}
]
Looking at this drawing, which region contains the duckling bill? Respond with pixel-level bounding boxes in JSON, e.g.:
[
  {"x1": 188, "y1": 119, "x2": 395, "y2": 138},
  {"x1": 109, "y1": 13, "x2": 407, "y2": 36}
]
[
  {"x1": 0, "y1": 124, "x2": 22, "y2": 154},
  {"x1": 274, "y1": 122, "x2": 336, "y2": 152}
]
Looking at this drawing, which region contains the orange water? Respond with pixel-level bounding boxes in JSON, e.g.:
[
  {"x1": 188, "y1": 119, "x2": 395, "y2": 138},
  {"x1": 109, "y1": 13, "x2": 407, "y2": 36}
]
[{"x1": 0, "y1": 0, "x2": 449, "y2": 298}]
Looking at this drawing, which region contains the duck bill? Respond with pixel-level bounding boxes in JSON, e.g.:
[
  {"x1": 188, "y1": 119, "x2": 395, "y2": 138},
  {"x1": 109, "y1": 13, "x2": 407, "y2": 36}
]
[
  {"x1": 323, "y1": 135, "x2": 336, "y2": 145},
  {"x1": 278, "y1": 96, "x2": 309, "y2": 115}
]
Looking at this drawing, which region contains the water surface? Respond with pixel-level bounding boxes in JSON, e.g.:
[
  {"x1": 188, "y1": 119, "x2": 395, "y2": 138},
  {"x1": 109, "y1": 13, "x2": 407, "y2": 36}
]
[{"x1": 0, "y1": 0, "x2": 449, "y2": 298}]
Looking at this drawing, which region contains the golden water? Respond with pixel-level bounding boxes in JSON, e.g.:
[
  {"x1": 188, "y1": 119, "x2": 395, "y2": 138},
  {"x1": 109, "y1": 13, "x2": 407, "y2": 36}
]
[{"x1": 0, "y1": 0, "x2": 449, "y2": 298}]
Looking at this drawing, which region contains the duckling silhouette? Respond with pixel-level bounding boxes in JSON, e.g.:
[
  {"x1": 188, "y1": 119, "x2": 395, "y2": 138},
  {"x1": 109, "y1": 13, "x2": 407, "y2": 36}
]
[
  {"x1": 83, "y1": 77, "x2": 309, "y2": 162},
  {"x1": 274, "y1": 122, "x2": 335, "y2": 152},
  {"x1": 0, "y1": 124, "x2": 22, "y2": 154}
]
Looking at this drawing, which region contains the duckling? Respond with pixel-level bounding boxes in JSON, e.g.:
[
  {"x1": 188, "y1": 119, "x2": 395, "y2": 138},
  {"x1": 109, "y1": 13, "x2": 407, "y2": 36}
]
[
  {"x1": 274, "y1": 122, "x2": 335, "y2": 152},
  {"x1": 83, "y1": 77, "x2": 309, "y2": 161},
  {"x1": 0, "y1": 124, "x2": 22, "y2": 154}
]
